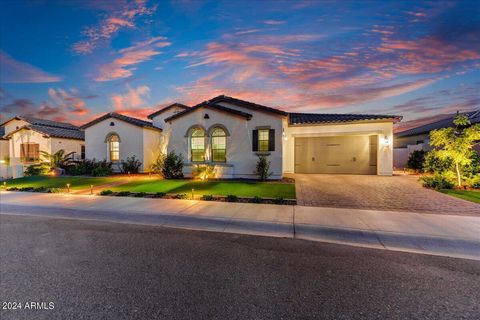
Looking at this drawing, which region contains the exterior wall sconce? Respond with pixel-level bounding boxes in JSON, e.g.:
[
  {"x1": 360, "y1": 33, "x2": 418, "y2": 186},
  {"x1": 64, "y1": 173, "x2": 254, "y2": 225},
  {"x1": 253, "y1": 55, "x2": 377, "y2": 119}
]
[{"x1": 382, "y1": 135, "x2": 391, "y2": 147}]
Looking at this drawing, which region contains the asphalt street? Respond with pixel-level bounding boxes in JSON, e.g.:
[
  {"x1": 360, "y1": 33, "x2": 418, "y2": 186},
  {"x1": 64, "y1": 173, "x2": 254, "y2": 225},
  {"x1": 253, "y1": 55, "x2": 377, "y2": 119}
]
[{"x1": 1, "y1": 214, "x2": 479, "y2": 320}]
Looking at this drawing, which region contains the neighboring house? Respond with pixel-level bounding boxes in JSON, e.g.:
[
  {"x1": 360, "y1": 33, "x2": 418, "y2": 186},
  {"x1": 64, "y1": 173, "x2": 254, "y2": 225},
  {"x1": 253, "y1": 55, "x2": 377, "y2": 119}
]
[
  {"x1": 83, "y1": 95, "x2": 401, "y2": 178},
  {"x1": 79, "y1": 113, "x2": 163, "y2": 172},
  {"x1": 0, "y1": 116, "x2": 85, "y2": 179},
  {"x1": 394, "y1": 110, "x2": 480, "y2": 168}
]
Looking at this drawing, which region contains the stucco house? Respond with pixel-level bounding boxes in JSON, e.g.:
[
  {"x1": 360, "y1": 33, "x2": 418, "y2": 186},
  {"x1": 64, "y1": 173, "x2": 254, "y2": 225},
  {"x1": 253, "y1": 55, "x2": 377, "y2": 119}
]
[
  {"x1": 0, "y1": 116, "x2": 85, "y2": 178},
  {"x1": 82, "y1": 95, "x2": 401, "y2": 179},
  {"x1": 394, "y1": 110, "x2": 479, "y2": 168}
]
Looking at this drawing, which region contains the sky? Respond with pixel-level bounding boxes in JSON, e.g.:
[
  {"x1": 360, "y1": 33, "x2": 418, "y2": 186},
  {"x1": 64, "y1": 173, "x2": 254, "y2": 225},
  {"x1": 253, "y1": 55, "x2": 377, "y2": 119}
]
[{"x1": 0, "y1": 0, "x2": 479, "y2": 132}]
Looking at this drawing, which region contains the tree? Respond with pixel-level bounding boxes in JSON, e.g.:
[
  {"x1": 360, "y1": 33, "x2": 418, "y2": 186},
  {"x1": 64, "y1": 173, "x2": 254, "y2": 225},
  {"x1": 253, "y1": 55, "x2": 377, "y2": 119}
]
[
  {"x1": 429, "y1": 115, "x2": 480, "y2": 187},
  {"x1": 40, "y1": 149, "x2": 75, "y2": 172}
]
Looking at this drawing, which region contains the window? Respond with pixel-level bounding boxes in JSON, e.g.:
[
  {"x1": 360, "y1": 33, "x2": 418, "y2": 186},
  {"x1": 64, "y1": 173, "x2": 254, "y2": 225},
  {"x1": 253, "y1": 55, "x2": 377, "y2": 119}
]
[
  {"x1": 109, "y1": 135, "x2": 120, "y2": 161},
  {"x1": 81, "y1": 145, "x2": 86, "y2": 160},
  {"x1": 258, "y1": 129, "x2": 270, "y2": 152},
  {"x1": 20, "y1": 143, "x2": 39, "y2": 163},
  {"x1": 211, "y1": 128, "x2": 226, "y2": 162},
  {"x1": 191, "y1": 128, "x2": 205, "y2": 162}
]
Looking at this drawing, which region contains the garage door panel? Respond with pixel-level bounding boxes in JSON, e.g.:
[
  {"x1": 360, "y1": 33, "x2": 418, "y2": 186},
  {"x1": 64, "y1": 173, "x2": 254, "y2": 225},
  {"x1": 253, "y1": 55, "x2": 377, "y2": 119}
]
[{"x1": 295, "y1": 135, "x2": 377, "y2": 174}]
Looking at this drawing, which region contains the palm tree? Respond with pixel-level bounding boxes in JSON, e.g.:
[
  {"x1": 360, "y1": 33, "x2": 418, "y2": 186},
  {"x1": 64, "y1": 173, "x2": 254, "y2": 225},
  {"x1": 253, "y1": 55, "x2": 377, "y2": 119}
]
[{"x1": 40, "y1": 149, "x2": 75, "y2": 171}]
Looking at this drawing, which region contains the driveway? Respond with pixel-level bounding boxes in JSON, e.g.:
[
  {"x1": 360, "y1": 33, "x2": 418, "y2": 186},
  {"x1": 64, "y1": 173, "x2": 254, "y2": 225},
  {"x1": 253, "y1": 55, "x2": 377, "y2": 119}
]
[{"x1": 292, "y1": 174, "x2": 480, "y2": 215}]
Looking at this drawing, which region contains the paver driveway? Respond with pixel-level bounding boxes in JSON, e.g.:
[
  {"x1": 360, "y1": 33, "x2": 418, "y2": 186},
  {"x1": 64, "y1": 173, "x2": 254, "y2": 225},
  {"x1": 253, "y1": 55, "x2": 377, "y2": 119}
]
[{"x1": 291, "y1": 174, "x2": 480, "y2": 216}]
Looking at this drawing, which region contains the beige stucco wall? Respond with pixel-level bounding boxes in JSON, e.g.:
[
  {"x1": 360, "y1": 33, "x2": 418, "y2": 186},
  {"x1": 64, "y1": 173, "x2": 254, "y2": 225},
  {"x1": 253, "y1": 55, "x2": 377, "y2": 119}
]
[
  {"x1": 151, "y1": 106, "x2": 187, "y2": 130},
  {"x1": 84, "y1": 118, "x2": 163, "y2": 172},
  {"x1": 51, "y1": 137, "x2": 84, "y2": 160},
  {"x1": 0, "y1": 139, "x2": 10, "y2": 178},
  {"x1": 142, "y1": 128, "x2": 163, "y2": 172},
  {"x1": 9, "y1": 129, "x2": 51, "y2": 166},
  {"x1": 284, "y1": 121, "x2": 395, "y2": 175},
  {"x1": 163, "y1": 104, "x2": 284, "y2": 179},
  {"x1": 3, "y1": 119, "x2": 29, "y2": 136}
]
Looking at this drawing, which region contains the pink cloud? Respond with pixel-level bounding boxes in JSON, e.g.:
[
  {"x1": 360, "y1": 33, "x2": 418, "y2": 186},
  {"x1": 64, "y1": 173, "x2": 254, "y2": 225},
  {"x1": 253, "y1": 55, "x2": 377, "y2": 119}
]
[
  {"x1": 110, "y1": 85, "x2": 150, "y2": 110},
  {"x1": 96, "y1": 37, "x2": 170, "y2": 81},
  {"x1": 263, "y1": 20, "x2": 286, "y2": 25},
  {"x1": 0, "y1": 51, "x2": 62, "y2": 83},
  {"x1": 72, "y1": 0, "x2": 157, "y2": 54}
]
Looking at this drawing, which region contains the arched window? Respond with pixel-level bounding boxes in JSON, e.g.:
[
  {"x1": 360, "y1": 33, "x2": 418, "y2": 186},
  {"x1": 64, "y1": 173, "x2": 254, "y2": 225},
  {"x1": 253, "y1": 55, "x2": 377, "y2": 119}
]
[
  {"x1": 109, "y1": 134, "x2": 120, "y2": 161},
  {"x1": 190, "y1": 128, "x2": 205, "y2": 162},
  {"x1": 211, "y1": 127, "x2": 226, "y2": 162}
]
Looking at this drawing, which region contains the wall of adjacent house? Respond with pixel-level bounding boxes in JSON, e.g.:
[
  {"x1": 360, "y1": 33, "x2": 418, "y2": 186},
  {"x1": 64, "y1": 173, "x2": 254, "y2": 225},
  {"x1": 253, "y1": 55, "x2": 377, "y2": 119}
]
[
  {"x1": 50, "y1": 138, "x2": 84, "y2": 160},
  {"x1": 163, "y1": 105, "x2": 284, "y2": 179},
  {"x1": 9, "y1": 129, "x2": 51, "y2": 166},
  {"x1": 142, "y1": 128, "x2": 163, "y2": 172},
  {"x1": 3, "y1": 119, "x2": 29, "y2": 136},
  {"x1": 0, "y1": 139, "x2": 10, "y2": 178},
  {"x1": 151, "y1": 106, "x2": 187, "y2": 129},
  {"x1": 394, "y1": 133, "x2": 430, "y2": 148},
  {"x1": 84, "y1": 119, "x2": 145, "y2": 171},
  {"x1": 284, "y1": 121, "x2": 395, "y2": 175}
]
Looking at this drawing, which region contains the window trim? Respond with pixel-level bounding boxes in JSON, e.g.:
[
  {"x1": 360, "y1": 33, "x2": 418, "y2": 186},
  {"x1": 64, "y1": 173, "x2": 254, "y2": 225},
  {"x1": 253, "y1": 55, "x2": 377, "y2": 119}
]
[
  {"x1": 190, "y1": 127, "x2": 206, "y2": 162},
  {"x1": 210, "y1": 127, "x2": 227, "y2": 163},
  {"x1": 108, "y1": 134, "x2": 120, "y2": 162}
]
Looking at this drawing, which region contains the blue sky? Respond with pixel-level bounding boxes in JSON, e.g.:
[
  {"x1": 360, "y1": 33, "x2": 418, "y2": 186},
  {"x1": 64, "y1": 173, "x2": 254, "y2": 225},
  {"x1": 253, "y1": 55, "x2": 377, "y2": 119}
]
[{"x1": 0, "y1": 0, "x2": 479, "y2": 131}]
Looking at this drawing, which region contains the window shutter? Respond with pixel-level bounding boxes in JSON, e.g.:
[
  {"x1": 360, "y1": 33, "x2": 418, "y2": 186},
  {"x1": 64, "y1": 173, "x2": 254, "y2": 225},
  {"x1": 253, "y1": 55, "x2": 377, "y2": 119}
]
[
  {"x1": 268, "y1": 129, "x2": 275, "y2": 151},
  {"x1": 252, "y1": 129, "x2": 258, "y2": 151}
]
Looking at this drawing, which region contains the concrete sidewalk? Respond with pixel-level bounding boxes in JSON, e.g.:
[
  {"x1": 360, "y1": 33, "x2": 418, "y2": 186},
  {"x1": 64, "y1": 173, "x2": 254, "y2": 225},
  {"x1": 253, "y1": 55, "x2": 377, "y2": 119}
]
[{"x1": 1, "y1": 191, "x2": 479, "y2": 260}]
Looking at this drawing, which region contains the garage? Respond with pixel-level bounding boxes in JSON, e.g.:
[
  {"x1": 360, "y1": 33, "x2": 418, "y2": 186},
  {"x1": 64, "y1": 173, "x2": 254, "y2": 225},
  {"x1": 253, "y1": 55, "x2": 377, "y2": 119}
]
[{"x1": 294, "y1": 135, "x2": 378, "y2": 174}]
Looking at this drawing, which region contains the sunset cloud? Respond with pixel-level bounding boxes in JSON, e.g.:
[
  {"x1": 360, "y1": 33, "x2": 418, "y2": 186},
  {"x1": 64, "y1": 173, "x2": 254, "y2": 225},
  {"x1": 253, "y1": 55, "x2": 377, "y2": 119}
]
[
  {"x1": 72, "y1": 0, "x2": 157, "y2": 54},
  {"x1": 111, "y1": 85, "x2": 150, "y2": 111},
  {"x1": 0, "y1": 51, "x2": 62, "y2": 83},
  {"x1": 95, "y1": 37, "x2": 170, "y2": 81}
]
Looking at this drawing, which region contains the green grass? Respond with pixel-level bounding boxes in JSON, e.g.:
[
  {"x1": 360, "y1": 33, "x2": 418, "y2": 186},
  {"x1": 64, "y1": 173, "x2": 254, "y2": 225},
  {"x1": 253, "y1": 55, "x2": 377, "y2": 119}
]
[
  {"x1": 3, "y1": 176, "x2": 123, "y2": 191},
  {"x1": 440, "y1": 189, "x2": 480, "y2": 204},
  {"x1": 112, "y1": 179, "x2": 296, "y2": 199}
]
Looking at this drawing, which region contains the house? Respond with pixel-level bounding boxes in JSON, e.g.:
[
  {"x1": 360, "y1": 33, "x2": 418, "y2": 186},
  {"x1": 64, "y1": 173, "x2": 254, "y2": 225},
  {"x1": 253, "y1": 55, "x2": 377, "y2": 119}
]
[
  {"x1": 0, "y1": 116, "x2": 85, "y2": 178},
  {"x1": 394, "y1": 110, "x2": 480, "y2": 168},
  {"x1": 82, "y1": 95, "x2": 401, "y2": 178},
  {"x1": 79, "y1": 112, "x2": 163, "y2": 172}
]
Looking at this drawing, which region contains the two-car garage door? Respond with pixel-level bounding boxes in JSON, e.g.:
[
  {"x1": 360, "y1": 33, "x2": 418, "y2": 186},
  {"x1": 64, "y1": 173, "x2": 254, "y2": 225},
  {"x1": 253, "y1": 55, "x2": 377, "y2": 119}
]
[{"x1": 294, "y1": 135, "x2": 378, "y2": 174}]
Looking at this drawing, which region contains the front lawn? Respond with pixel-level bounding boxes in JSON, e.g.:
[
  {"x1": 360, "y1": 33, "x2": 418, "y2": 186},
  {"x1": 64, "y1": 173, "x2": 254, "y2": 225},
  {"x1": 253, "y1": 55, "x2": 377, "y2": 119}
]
[
  {"x1": 2, "y1": 176, "x2": 296, "y2": 199},
  {"x1": 3, "y1": 176, "x2": 124, "y2": 191},
  {"x1": 439, "y1": 189, "x2": 480, "y2": 204},
  {"x1": 111, "y1": 179, "x2": 296, "y2": 199}
]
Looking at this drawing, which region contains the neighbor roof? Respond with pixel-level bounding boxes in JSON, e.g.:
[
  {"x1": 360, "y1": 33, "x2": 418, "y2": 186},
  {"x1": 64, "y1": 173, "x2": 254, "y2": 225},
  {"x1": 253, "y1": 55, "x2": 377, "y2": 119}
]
[
  {"x1": 0, "y1": 115, "x2": 79, "y2": 130},
  {"x1": 147, "y1": 103, "x2": 190, "y2": 119},
  {"x1": 164, "y1": 102, "x2": 253, "y2": 122},
  {"x1": 289, "y1": 113, "x2": 402, "y2": 125},
  {"x1": 0, "y1": 126, "x2": 5, "y2": 139},
  {"x1": 80, "y1": 112, "x2": 162, "y2": 131},
  {"x1": 5, "y1": 124, "x2": 85, "y2": 140},
  {"x1": 208, "y1": 95, "x2": 288, "y2": 116},
  {"x1": 395, "y1": 110, "x2": 480, "y2": 138}
]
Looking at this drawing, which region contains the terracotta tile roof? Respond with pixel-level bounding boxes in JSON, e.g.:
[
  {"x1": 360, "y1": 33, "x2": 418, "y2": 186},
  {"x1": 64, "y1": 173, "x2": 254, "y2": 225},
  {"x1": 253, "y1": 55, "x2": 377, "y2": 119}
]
[
  {"x1": 208, "y1": 95, "x2": 288, "y2": 116},
  {"x1": 164, "y1": 103, "x2": 253, "y2": 122},
  {"x1": 6, "y1": 124, "x2": 84, "y2": 140},
  {"x1": 289, "y1": 113, "x2": 402, "y2": 125},
  {"x1": 147, "y1": 103, "x2": 190, "y2": 119},
  {"x1": 80, "y1": 112, "x2": 162, "y2": 131},
  {"x1": 395, "y1": 110, "x2": 480, "y2": 138}
]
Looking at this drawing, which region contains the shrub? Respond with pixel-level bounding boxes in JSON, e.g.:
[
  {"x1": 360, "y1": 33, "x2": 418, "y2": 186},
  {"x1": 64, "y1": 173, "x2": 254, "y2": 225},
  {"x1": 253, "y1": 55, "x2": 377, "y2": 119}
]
[
  {"x1": 150, "y1": 154, "x2": 164, "y2": 175},
  {"x1": 154, "y1": 192, "x2": 166, "y2": 198},
  {"x1": 133, "y1": 192, "x2": 146, "y2": 197},
  {"x1": 7, "y1": 187, "x2": 19, "y2": 191},
  {"x1": 423, "y1": 152, "x2": 452, "y2": 173},
  {"x1": 24, "y1": 165, "x2": 48, "y2": 176},
  {"x1": 175, "y1": 193, "x2": 187, "y2": 199},
  {"x1": 406, "y1": 150, "x2": 426, "y2": 171},
  {"x1": 46, "y1": 187, "x2": 61, "y2": 193},
  {"x1": 192, "y1": 164, "x2": 216, "y2": 180},
  {"x1": 91, "y1": 160, "x2": 113, "y2": 177},
  {"x1": 100, "y1": 189, "x2": 113, "y2": 196},
  {"x1": 226, "y1": 194, "x2": 238, "y2": 202},
  {"x1": 115, "y1": 191, "x2": 131, "y2": 197},
  {"x1": 273, "y1": 197, "x2": 285, "y2": 205},
  {"x1": 255, "y1": 155, "x2": 272, "y2": 181},
  {"x1": 162, "y1": 152, "x2": 184, "y2": 179},
  {"x1": 250, "y1": 196, "x2": 262, "y2": 203},
  {"x1": 34, "y1": 186, "x2": 48, "y2": 192},
  {"x1": 67, "y1": 159, "x2": 95, "y2": 175},
  {"x1": 201, "y1": 194, "x2": 214, "y2": 201},
  {"x1": 420, "y1": 174, "x2": 455, "y2": 190},
  {"x1": 120, "y1": 156, "x2": 142, "y2": 174}
]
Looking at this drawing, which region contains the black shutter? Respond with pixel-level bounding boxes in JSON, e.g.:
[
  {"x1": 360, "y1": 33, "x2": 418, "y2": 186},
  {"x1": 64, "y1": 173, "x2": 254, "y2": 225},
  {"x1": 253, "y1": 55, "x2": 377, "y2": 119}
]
[
  {"x1": 268, "y1": 129, "x2": 275, "y2": 151},
  {"x1": 252, "y1": 129, "x2": 258, "y2": 151}
]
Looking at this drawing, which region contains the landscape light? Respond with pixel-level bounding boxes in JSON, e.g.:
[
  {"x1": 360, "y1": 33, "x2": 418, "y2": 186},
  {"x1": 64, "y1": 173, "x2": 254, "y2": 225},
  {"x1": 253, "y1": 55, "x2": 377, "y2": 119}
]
[
  {"x1": 192, "y1": 188, "x2": 194, "y2": 200},
  {"x1": 66, "y1": 183, "x2": 70, "y2": 193},
  {"x1": 90, "y1": 185, "x2": 94, "y2": 195}
]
